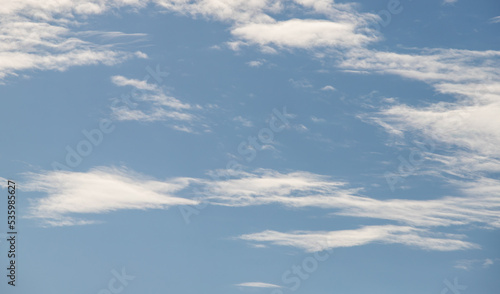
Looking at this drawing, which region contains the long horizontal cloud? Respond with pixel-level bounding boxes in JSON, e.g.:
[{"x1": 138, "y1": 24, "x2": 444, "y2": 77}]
[
  {"x1": 237, "y1": 225, "x2": 479, "y2": 252},
  {"x1": 20, "y1": 166, "x2": 499, "y2": 252},
  {"x1": 340, "y1": 48, "x2": 500, "y2": 83},
  {"x1": 231, "y1": 18, "x2": 376, "y2": 50},
  {"x1": 24, "y1": 167, "x2": 500, "y2": 231},
  {"x1": 200, "y1": 169, "x2": 360, "y2": 207},
  {"x1": 201, "y1": 169, "x2": 500, "y2": 229},
  {"x1": 235, "y1": 282, "x2": 282, "y2": 288}
]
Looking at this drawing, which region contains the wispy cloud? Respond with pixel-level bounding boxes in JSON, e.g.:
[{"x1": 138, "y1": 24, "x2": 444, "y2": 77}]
[
  {"x1": 342, "y1": 47, "x2": 500, "y2": 195},
  {"x1": 340, "y1": 48, "x2": 500, "y2": 84},
  {"x1": 490, "y1": 16, "x2": 500, "y2": 24},
  {"x1": 112, "y1": 75, "x2": 160, "y2": 92},
  {"x1": 156, "y1": 0, "x2": 380, "y2": 52},
  {"x1": 235, "y1": 282, "x2": 282, "y2": 288},
  {"x1": 24, "y1": 166, "x2": 500, "y2": 255},
  {"x1": 201, "y1": 169, "x2": 358, "y2": 207},
  {"x1": 0, "y1": 0, "x2": 148, "y2": 79},
  {"x1": 247, "y1": 60, "x2": 264, "y2": 68},
  {"x1": 202, "y1": 169, "x2": 500, "y2": 229},
  {"x1": 310, "y1": 116, "x2": 326, "y2": 123},
  {"x1": 233, "y1": 116, "x2": 253, "y2": 127},
  {"x1": 0, "y1": 0, "x2": 379, "y2": 78},
  {"x1": 238, "y1": 225, "x2": 479, "y2": 252},
  {"x1": 25, "y1": 167, "x2": 199, "y2": 226},
  {"x1": 0, "y1": 178, "x2": 8, "y2": 188},
  {"x1": 289, "y1": 78, "x2": 313, "y2": 88},
  {"x1": 110, "y1": 75, "x2": 209, "y2": 133},
  {"x1": 454, "y1": 258, "x2": 498, "y2": 270}
]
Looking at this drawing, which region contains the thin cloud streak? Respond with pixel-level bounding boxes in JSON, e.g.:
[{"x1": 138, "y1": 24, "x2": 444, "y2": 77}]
[
  {"x1": 235, "y1": 282, "x2": 282, "y2": 288},
  {"x1": 110, "y1": 75, "x2": 210, "y2": 133},
  {"x1": 201, "y1": 169, "x2": 500, "y2": 229},
  {"x1": 238, "y1": 225, "x2": 479, "y2": 252}
]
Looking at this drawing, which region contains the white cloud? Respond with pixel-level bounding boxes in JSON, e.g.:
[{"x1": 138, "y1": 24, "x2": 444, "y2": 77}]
[
  {"x1": 289, "y1": 78, "x2": 312, "y2": 88},
  {"x1": 155, "y1": 0, "x2": 280, "y2": 24},
  {"x1": 334, "y1": 186, "x2": 500, "y2": 229},
  {"x1": 112, "y1": 75, "x2": 159, "y2": 91},
  {"x1": 110, "y1": 75, "x2": 209, "y2": 133},
  {"x1": 76, "y1": 31, "x2": 148, "y2": 40},
  {"x1": 0, "y1": 0, "x2": 148, "y2": 79},
  {"x1": 202, "y1": 169, "x2": 500, "y2": 229},
  {"x1": 321, "y1": 85, "x2": 335, "y2": 91},
  {"x1": 25, "y1": 167, "x2": 199, "y2": 226},
  {"x1": 111, "y1": 107, "x2": 195, "y2": 122},
  {"x1": 247, "y1": 60, "x2": 264, "y2": 67},
  {"x1": 134, "y1": 51, "x2": 149, "y2": 59},
  {"x1": 454, "y1": 258, "x2": 497, "y2": 270},
  {"x1": 340, "y1": 48, "x2": 500, "y2": 84},
  {"x1": 371, "y1": 99, "x2": 500, "y2": 159},
  {"x1": 294, "y1": 124, "x2": 308, "y2": 132},
  {"x1": 156, "y1": 0, "x2": 379, "y2": 52},
  {"x1": 483, "y1": 258, "x2": 494, "y2": 267},
  {"x1": 334, "y1": 47, "x2": 500, "y2": 262},
  {"x1": 156, "y1": 0, "x2": 378, "y2": 30},
  {"x1": 0, "y1": 178, "x2": 8, "y2": 189},
  {"x1": 341, "y1": 47, "x2": 500, "y2": 191},
  {"x1": 250, "y1": 243, "x2": 267, "y2": 248},
  {"x1": 310, "y1": 116, "x2": 326, "y2": 123},
  {"x1": 112, "y1": 76, "x2": 192, "y2": 110},
  {"x1": 169, "y1": 124, "x2": 196, "y2": 133},
  {"x1": 490, "y1": 16, "x2": 500, "y2": 24},
  {"x1": 0, "y1": 0, "x2": 147, "y2": 19},
  {"x1": 232, "y1": 19, "x2": 377, "y2": 50},
  {"x1": 442, "y1": 0, "x2": 458, "y2": 4},
  {"x1": 233, "y1": 116, "x2": 253, "y2": 127},
  {"x1": 201, "y1": 169, "x2": 357, "y2": 207},
  {"x1": 238, "y1": 225, "x2": 479, "y2": 252},
  {"x1": 24, "y1": 165, "x2": 500, "y2": 255},
  {"x1": 0, "y1": 0, "x2": 382, "y2": 78},
  {"x1": 235, "y1": 282, "x2": 282, "y2": 288},
  {"x1": 292, "y1": 0, "x2": 378, "y2": 25}
]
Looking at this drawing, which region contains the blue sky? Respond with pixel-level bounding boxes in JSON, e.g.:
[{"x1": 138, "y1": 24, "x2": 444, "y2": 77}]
[{"x1": 1, "y1": 0, "x2": 499, "y2": 293}]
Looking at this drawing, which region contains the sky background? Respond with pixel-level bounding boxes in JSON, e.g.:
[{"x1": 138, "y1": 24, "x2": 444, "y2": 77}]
[{"x1": 0, "y1": 0, "x2": 500, "y2": 293}]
